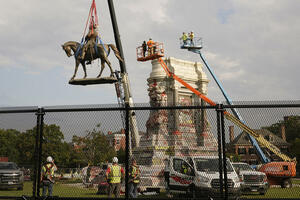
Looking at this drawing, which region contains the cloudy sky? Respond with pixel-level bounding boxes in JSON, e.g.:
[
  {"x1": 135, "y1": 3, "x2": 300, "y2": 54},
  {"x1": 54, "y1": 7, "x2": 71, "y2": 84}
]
[{"x1": 0, "y1": 0, "x2": 299, "y2": 107}]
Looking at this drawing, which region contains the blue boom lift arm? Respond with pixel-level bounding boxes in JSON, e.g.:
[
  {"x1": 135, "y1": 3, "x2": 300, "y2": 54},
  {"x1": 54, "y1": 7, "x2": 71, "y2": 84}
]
[{"x1": 182, "y1": 38, "x2": 272, "y2": 163}]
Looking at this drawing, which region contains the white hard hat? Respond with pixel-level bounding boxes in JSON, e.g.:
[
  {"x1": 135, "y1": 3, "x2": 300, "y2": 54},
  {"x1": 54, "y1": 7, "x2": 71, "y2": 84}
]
[
  {"x1": 47, "y1": 156, "x2": 53, "y2": 163},
  {"x1": 112, "y1": 157, "x2": 118, "y2": 163}
]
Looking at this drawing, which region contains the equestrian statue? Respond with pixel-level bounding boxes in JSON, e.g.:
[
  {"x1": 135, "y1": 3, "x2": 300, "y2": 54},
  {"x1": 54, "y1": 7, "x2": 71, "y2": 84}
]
[{"x1": 61, "y1": 23, "x2": 123, "y2": 81}]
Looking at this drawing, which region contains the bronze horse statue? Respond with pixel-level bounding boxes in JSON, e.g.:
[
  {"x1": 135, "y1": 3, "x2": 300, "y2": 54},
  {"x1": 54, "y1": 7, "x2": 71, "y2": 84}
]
[{"x1": 61, "y1": 41, "x2": 123, "y2": 80}]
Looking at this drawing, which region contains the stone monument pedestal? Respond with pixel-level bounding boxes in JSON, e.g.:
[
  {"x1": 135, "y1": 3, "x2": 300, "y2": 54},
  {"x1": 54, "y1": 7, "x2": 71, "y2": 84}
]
[{"x1": 134, "y1": 57, "x2": 218, "y2": 169}]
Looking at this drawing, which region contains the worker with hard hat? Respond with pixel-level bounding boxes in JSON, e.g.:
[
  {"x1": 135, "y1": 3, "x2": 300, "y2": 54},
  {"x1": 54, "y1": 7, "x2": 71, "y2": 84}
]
[
  {"x1": 147, "y1": 38, "x2": 155, "y2": 55},
  {"x1": 180, "y1": 32, "x2": 188, "y2": 46},
  {"x1": 129, "y1": 158, "x2": 140, "y2": 198},
  {"x1": 189, "y1": 31, "x2": 194, "y2": 46},
  {"x1": 41, "y1": 156, "x2": 57, "y2": 197},
  {"x1": 106, "y1": 157, "x2": 125, "y2": 198}
]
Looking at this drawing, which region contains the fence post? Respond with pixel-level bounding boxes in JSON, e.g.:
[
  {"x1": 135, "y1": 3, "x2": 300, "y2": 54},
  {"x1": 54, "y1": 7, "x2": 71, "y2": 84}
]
[
  {"x1": 216, "y1": 104, "x2": 224, "y2": 198},
  {"x1": 220, "y1": 104, "x2": 228, "y2": 200},
  {"x1": 36, "y1": 108, "x2": 45, "y2": 197},
  {"x1": 125, "y1": 103, "x2": 129, "y2": 200},
  {"x1": 32, "y1": 109, "x2": 41, "y2": 197}
]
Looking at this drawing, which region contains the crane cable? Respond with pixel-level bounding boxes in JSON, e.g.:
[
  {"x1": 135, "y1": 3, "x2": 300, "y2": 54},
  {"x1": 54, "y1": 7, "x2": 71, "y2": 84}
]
[{"x1": 82, "y1": 0, "x2": 98, "y2": 40}]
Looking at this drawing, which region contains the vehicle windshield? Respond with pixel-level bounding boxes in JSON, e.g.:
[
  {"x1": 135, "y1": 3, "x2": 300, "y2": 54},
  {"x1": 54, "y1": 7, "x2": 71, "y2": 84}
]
[
  {"x1": 194, "y1": 158, "x2": 234, "y2": 172},
  {"x1": 0, "y1": 162, "x2": 18, "y2": 170},
  {"x1": 232, "y1": 163, "x2": 254, "y2": 171}
]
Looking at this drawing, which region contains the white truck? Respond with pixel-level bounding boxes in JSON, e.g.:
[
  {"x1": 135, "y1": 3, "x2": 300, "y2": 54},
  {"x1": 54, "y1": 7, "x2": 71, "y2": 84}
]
[
  {"x1": 232, "y1": 162, "x2": 269, "y2": 195},
  {"x1": 0, "y1": 162, "x2": 24, "y2": 190},
  {"x1": 164, "y1": 156, "x2": 241, "y2": 199}
]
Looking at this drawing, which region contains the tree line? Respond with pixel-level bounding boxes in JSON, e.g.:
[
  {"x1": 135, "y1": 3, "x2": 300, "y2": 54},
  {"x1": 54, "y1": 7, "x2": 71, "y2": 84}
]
[
  {"x1": 1, "y1": 115, "x2": 299, "y2": 170},
  {"x1": 0, "y1": 123, "x2": 121, "y2": 168},
  {"x1": 264, "y1": 115, "x2": 300, "y2": 170}
]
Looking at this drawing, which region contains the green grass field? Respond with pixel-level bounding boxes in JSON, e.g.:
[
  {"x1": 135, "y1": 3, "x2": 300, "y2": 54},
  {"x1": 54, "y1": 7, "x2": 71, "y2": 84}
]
[
  {"x1": 0, "y1": 181, "x2": 102, "y2": 198},
  {"x1": 1, "y1": 181, "x2": 300, "y2": 198},
  {"x1": 241, "y1": 187, "x2": 300, "y2": 199}
]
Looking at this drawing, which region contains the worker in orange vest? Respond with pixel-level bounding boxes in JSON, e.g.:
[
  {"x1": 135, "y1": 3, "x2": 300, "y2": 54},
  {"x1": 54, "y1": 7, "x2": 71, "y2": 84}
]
[
  {"x1": 147, "y1": 38, "x2": 155, "y2": 55},
  {"x1": 189, "y1": 31, "x2": 194, "y2": 46}
]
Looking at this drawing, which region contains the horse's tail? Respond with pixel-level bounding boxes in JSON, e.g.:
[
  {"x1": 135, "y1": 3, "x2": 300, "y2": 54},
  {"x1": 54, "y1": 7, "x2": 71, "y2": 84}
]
[{"x1": 108, "y1": 44, "x2": 124, "y2": 62}]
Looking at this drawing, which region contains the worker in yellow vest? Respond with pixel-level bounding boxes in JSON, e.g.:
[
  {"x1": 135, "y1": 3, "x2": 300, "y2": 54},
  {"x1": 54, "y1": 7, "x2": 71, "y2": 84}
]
[
  {"x1": 180, "y1": 32, "x2": 188, "y2": 46},
  {"x1": 129, "y1": 158, "x2": 140, "y2": 198},
  {"x1": 106, "y1": 157, "x2": 125, "y2": 197},
  {"x1": 40, "y1": 156, "x2": 57, "y2": 197},
  {"x1": 189, "y1": 31, "x2": 194, "y2": 46}
]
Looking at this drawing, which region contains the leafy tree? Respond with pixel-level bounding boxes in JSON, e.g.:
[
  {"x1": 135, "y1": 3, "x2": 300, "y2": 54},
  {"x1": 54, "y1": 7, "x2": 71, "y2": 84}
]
[
  {"x1": 0, "y1": 122, "x2": 117, "y2": 169},
  {"x1": 117, "y1": 148, "x2": 126, "y2": 164},
  {"x1": 16, "y1": 127, "x2": 37, "y2": 166},
  {"x1": 265, "y1": 116, "x2": 300, "y2": 142},
  {"x1": 71, "y1": 124, "x2": 116, "y2": 166},
  {"x1": 70, "y1": 135, "x2": 87, "y2": 168},
  {"x1": 264, "y1": 115, "x2": 300, "y2": 171},
  {"x1": 226, "y1": 153, "x2": 241, "y2": 162},
  {"x1": 41, "y1": 124, "x2": 71, "y2": 167},
  {"x1": 0, "y1": 129, "x2": 21, "y2": 163}
]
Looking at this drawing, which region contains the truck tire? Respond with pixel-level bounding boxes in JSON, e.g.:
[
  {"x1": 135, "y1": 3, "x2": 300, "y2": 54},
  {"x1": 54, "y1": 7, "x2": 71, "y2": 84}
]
[
  {"x1": 259, "y1": 189, "x2": 266, "y2": 195},
  {"x1": 186, "y1": 185, "x2": 196, "y2": 199},
  {"x1": 281, "y1": 179, "x2": 292, "y2": 188},
  {"x1": 155, "y1": 188, "x2": 161, "y2": 194}
]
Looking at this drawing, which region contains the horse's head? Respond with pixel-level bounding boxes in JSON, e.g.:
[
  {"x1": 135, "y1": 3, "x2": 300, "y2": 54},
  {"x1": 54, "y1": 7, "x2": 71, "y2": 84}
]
[{"x1": 61, "y1": 44, "x2": 73, "y2": 57}]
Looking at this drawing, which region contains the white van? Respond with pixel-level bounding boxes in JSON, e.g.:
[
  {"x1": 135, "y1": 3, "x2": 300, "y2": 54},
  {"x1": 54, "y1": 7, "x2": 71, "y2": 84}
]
[{"x1": 164, "y1": 156, "x2": 241, "y2": 199}]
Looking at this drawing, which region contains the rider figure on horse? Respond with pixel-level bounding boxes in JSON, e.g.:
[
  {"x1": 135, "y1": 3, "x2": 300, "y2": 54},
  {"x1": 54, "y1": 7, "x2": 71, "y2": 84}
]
[{"x1": 79, "y1": 17, "x2": 99, "y2": 63}]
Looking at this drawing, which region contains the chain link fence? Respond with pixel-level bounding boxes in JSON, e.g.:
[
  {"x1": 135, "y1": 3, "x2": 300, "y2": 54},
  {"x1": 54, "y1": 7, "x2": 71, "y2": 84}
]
[{"x1": 0, "y1": 102, "x2": 299, "y2": 199}]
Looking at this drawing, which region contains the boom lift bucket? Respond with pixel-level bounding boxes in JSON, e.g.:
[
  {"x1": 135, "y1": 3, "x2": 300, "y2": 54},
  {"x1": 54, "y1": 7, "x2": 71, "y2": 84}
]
[
  {"x1": 136, "y1": 42, "x2": 164, "y2": 62},
  {"x1": 180, "y1": 37, "x2": 203, "y2": 50}
]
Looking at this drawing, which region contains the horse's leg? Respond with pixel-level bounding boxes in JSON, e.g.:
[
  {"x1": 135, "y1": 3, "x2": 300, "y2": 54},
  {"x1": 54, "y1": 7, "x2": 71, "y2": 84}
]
[
  {"x1": 71, "y1": 59, "x2": 80, "y2": 80},
  {"x1": 97, "y1": 59, "x2": 106, "y2": 78},
  {"x1": 104, "y1": 57, "x2": 114, "y2": 77},
  {"x1": 81, "y1": 61, "x2": 87, "y2": 79}
]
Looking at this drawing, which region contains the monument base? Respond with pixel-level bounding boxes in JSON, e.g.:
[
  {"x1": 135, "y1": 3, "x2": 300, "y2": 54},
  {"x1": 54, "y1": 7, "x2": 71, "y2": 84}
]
[{"x1": 69, "y1": 77, "x2": 118, "y2": 85}]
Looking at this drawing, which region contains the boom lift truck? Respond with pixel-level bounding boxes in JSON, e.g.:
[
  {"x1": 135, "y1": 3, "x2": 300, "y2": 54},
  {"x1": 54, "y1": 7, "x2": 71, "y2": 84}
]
[
  {"x1": 180, "y1": 38, "x2": 297, "y2": 188},
  {"x1": 136, "y1": 39, "x2": 296, "y2": 188}
]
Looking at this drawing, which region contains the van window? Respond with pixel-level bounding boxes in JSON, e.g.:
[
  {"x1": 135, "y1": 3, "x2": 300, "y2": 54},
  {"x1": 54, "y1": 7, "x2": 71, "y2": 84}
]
[
  {"x1": 232, "y1": 163, "x2": 254, "y2": 171},
  {"x1": 194, "y1": 158, "x2": 234, "y2": 172},
  {"x1": 173, "y1": 159, "x2": 191, "y2": 175}
]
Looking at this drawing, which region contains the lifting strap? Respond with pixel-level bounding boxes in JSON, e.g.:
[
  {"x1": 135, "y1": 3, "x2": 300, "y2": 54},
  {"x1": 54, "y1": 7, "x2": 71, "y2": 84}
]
[{"x1": 77, "y1": 0, "x2": 109, "y2": 59}]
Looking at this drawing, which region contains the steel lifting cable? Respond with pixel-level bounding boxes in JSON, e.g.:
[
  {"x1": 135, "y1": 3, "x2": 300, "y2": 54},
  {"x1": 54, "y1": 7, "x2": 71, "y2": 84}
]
[
  {"x1": 93, "y1": 0, "x2": 99, "y2": 26},
  {"x1": 90, "y1": 0, "x2": 108, "y2": 55},
  {"x1": 75, "y1": 0, "x2": 95, "y2": 58},
  {"x1": 78, "y1": 0, "x2": 109, "y2": 60},
  {"x1": 82, "y1": 2, "x2": 94, "y2": 42}
]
